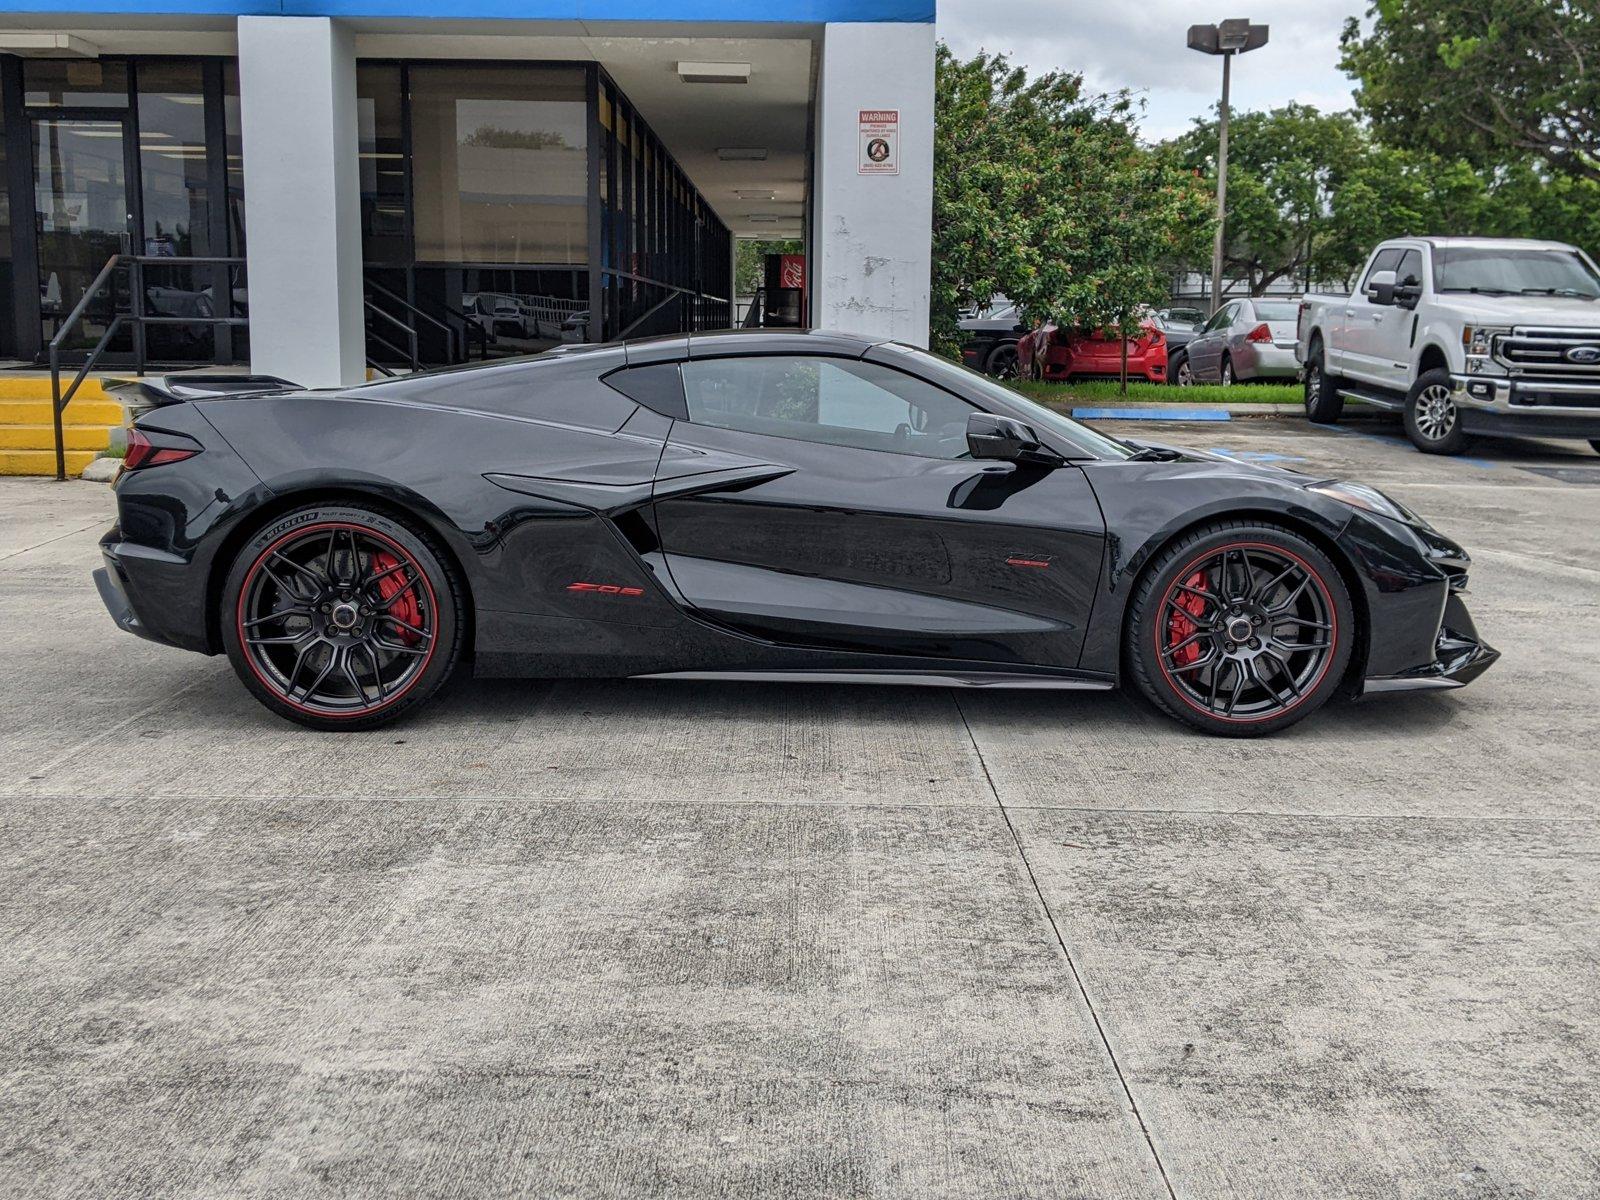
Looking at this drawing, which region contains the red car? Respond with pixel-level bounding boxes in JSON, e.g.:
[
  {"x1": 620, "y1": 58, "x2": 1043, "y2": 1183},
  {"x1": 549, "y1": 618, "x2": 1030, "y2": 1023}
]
[{"x1": 1017, "y1": 318, "x2": 1168, "y2": 384}]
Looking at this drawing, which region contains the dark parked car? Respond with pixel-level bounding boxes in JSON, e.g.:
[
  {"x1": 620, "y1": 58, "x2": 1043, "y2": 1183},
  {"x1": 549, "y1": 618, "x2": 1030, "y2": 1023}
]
[
  {"x1": 958, "y1": 298, "x2": 1026, "y2": 377},
  {"x1": 96, "y1": 330, "x2": 1496, "y2": 737}
]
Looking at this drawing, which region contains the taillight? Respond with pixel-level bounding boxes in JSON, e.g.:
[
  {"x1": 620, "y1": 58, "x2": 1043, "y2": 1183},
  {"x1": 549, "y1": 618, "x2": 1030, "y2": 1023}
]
[
  {"x1": 123, "y1": 427, "x2": 199, "y2": 470},
  {"x1": 1246, "y1": 323, "x2": 1273, "y2": 344}
]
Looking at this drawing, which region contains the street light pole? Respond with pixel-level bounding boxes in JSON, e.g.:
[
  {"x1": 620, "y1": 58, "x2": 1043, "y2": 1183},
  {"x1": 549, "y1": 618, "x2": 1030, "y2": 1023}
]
[
  {"x1": 1210, "y1": 50, "x2": 1232, "y2": 318},
  {"x1": 1188, "y1": 19, "x2": 1269, "y2": 316}
]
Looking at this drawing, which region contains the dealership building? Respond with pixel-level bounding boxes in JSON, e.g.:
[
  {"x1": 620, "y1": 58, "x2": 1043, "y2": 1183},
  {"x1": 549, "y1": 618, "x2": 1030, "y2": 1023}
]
[{"x1": 0, "y1": 0, "x2": 934, "y2": 386}]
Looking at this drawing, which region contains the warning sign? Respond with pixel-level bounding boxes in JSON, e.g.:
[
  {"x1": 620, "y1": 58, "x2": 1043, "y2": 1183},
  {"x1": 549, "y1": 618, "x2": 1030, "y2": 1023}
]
[{"x1": 858, "y1": 109, "x2": 899, "y2": 176}]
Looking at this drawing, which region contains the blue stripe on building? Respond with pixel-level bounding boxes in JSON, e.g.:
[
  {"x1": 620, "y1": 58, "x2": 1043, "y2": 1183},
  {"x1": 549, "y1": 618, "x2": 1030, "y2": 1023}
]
[{"x1": 0, "y1": 0, "x2": 934, "y2": 19}]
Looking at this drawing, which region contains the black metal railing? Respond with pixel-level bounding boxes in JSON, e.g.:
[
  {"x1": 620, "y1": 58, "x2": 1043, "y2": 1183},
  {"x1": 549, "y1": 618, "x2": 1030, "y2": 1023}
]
[
  {"x1": 605, "y1": 267, "x2": 729, "y2": 341},
  {"x1": 363, "y1": 276, "x2": 489, "y2": 369},
  {"x1": 48, "y1": 253, "x2": 248, "y2": 482}
]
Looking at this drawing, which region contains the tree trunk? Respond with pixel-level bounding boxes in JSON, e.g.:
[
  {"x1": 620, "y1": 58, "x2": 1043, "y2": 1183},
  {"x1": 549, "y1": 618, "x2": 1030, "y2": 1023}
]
[{"x1": 1120, "y1": 314, "x2": 1130, "y2": 396}]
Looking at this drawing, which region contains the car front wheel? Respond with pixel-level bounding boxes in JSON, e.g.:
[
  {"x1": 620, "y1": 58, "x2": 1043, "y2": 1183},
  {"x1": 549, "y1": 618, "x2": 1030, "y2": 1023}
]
[
  {"x1": 221, "y1": 503, "x2": 465, "y2": 730},
  {"x1": 1125, "y1": 521, "x2": 1354, "y2": 737},
  {"x1": 1404, "y1": 369, "x2": 1468, "y2": 455},
  {"x1": 1170, "y1": 351, "x2": 1193, "y2": 387}
]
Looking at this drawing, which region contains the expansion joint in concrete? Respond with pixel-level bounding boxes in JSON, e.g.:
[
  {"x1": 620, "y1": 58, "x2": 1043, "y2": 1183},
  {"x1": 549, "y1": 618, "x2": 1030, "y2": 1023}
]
[{"x1": 952, "y1": 694, "x2": 1179, "y2": 1200}]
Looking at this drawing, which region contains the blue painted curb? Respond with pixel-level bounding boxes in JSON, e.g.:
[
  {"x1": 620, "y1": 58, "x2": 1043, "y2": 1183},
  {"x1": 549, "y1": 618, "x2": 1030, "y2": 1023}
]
[{"x1": 1071, "y1": 408, "x2": 1232, "y2": 421}]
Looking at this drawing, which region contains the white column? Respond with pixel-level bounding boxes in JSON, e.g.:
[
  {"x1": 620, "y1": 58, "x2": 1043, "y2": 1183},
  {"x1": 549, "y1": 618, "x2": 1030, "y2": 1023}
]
[
  {"x1": 811, "y1": 22, "x2": 935, "y2": 347},
  {"x1": 237, "y1": 16, "x2": 365, "y2": 387}
]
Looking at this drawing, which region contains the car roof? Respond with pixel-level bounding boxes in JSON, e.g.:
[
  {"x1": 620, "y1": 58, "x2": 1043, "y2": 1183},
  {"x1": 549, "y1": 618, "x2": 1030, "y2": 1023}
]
[
  {"x1": 1414, "y1": 236, "x2": 1580, "y2": 253},
  {"x1": 622, "y1": 328, "x2": 890, "y2": 364},
  {"x1": 348, "y1": 328, "x2": 896, "y2": 394}
]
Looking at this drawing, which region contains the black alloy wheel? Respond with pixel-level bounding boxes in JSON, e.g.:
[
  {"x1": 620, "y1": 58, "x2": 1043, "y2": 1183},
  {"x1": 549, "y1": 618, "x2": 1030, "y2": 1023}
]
[
  {"x1": 988, "y1": 343, "x2": 1020, "y2": 379},
  {"x1": 221, "y1": 505, "x2": 463, "y2": 730},
  {"x1": 1126, "y1": 522, "x2": 1354, "y2": 736}
]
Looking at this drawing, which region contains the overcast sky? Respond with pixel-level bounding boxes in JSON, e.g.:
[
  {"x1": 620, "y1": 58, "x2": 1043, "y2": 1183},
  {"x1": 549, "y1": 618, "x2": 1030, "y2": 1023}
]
[{"x1": 936, "y1": 0, "x2": 1366, "y2": 143}]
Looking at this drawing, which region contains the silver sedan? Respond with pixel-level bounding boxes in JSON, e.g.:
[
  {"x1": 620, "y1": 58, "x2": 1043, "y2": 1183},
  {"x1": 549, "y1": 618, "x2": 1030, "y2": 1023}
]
[{"x1": 1173, "y1": 298, "x2": 1303, "y2": 385}]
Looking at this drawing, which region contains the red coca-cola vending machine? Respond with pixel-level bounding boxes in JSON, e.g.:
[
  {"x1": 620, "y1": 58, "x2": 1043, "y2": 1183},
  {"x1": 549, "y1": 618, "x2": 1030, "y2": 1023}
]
[{"x1": 762, "y1": 253, "x2": 806, "y2": 328}]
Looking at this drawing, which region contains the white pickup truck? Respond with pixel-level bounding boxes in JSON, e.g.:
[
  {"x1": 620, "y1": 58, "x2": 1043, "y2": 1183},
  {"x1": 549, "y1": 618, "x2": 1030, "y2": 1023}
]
[{"x1": 1296, "y1": 237, "x2": 1600, "y2": 455}]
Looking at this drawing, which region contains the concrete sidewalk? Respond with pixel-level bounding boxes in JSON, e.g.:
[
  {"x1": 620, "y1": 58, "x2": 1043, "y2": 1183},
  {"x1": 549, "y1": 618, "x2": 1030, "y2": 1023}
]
[{"x1": 1, "y1": 419, "x2": 1596, "y2": 1197}]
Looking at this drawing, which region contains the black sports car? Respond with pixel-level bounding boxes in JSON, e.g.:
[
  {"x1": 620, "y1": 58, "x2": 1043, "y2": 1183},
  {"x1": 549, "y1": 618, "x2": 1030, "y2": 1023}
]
[{"x1": 94, "y1": 330, "x2": 1498, "y2": 737}]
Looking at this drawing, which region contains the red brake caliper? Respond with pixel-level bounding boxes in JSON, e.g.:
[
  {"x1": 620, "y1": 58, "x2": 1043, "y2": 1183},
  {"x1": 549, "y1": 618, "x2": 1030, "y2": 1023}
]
[
  {"x1": 1166, "y1": 570, "x2": 1209, "y2": 667},
  {"x1": 370, "y1": 550, "x2": 421, "y2": 645}
]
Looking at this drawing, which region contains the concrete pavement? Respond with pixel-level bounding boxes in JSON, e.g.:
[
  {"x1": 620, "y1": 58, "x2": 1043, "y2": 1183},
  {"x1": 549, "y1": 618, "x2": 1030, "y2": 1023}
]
[{"x1": 1, "y1": 417, "x2": 1596, "y2": 1197}]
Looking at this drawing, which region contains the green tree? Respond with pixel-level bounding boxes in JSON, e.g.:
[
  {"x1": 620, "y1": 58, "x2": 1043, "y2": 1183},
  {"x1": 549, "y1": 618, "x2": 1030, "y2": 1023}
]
[
  {"x1": 1340, "y1": 0, "x2": 1600, "y2": 184},
  {"x1": 931, "y1": 45, "x2": 1210, "y2": 389},
  {"x1": 1171, "y1": 105, "x2": 1366, "y2": 295},
  {"x1": 1067, "y1": 136, "x2": 1213, "y2": 389}
]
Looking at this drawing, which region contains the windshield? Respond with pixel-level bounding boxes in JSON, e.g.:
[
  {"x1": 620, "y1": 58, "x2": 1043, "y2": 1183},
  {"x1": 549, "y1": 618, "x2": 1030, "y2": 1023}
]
[
  {"x1": 1253, "y1": 300, "x2": 1300, "y2": 321},
  {"x1": 1434, "y1": 247, "x2": 1600, "y2": 298},
  {"x1": 882, "y1": 344, "x2": 1135, "y2": 460}
]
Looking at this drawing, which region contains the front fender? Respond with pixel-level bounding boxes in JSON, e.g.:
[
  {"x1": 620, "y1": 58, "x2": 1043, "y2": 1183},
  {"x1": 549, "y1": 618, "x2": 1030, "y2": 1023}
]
[{"x1": 1075, "y1": 461, "x2": 1356, "y2": 676}]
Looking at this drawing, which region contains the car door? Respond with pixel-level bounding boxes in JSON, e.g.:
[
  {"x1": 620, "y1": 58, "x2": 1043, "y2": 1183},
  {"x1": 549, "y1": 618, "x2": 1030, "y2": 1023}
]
[
  {"x1": 1370, "y1": 248, "x2": 1424, "y2": 389},
  {"x1": 645, "y1": 351, "x2": 1107, "y2": 670},
  {"x1": 1338, "y1": 247, "x2": 1403, "y2": 383},
  {"x1": 1189, "y1": 304, "x2": 1234, "y2": 381}
]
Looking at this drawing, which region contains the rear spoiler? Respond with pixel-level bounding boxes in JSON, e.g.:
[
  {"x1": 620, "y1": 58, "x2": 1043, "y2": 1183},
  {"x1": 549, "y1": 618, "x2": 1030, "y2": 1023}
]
[{"x1": 103, "y1": 373, "x2": 303, "y2": 408}]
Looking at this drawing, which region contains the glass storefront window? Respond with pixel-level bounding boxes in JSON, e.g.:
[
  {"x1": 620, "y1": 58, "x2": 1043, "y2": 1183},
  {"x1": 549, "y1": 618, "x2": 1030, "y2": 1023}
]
[
  {"x1": 136, "y1": 62, "x2": 209, "y2": 257},
  {"x1": 357, "y1": 65, "x2": 406, "y2": 263},
  {"x1": 25, "y1": 60, "x2": 130, "y2": 108},
  {"x1": 135, "y1": 62, "x2": 217, "y2": 361},
  {"x1": 411, "y1": 65, "x2": 587, "y2": 265},
  {"x1": 0, "y1": 94, "x2": 11, "y2": 357},
  {"x1": 223, "y1": 63, "x2": 245, "y2": 258}
]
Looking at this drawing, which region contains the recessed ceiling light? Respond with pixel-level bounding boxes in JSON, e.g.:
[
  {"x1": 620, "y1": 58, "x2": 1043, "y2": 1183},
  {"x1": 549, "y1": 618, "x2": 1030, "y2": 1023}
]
[
  {"x1": 678, "y1": 61, "x2": 751, "y2": 85},
  {"x1": 747, "y1": 213, "x2": 782, "y2": 223},
  {"x1": 734, "y1": 189, "x2": 776, "y2": 201},
  {"x1": 717, "y1": 147, "x2": 768, "y2": 162}
]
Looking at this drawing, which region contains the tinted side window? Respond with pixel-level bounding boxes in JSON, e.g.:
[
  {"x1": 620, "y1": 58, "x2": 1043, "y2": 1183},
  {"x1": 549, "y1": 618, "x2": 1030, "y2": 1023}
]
[
  {"x1": 1395, "y1": 249, "x2": 1423, "y2": 287},
  {"x1": 604, "y1": 362, "x2": 686, "y2": 420},
  {"x1": 1204, "y1": 305, "x2": 1235, "y2": 333},
  {"x1": 680, "y1": 356, "x2": 976, "y2": 459},
  {"x1": 1361, "y1": 248, "x2": 1404, "y2": 289}
]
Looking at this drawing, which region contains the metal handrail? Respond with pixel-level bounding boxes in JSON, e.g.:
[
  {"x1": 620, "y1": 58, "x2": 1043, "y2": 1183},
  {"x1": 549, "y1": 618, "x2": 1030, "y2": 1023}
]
[
  {"x1": 363, "y1": 299, "x2": 420, "y2": 372},
  {"x1": 48, "y1": 253, "x2": 247, "y2": 481},
  {"x1": 617, "y1": 291, "x2": 684, "y2": 341},
  {"x1": 365, "y1": 277, "x2": 465, "y2": 364}
]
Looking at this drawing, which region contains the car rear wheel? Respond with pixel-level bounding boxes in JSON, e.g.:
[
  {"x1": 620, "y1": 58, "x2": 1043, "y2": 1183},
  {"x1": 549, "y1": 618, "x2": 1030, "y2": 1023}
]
[
  {"x1": 1125, "y1": 522, "x2": 1354, "y2": 737},
  {"x1": 1303, "y1": 338, "x2": 1345, "y2": 424},
  {"x1": 221, "y1": 504, "x2": 464, "y2": 731},
  {"x1": 1404, "y1": 369, "x2": 1468, "y2": 455},
  {"x1": 987, "y1": 343, "x2": 1019, "y2": 379}
]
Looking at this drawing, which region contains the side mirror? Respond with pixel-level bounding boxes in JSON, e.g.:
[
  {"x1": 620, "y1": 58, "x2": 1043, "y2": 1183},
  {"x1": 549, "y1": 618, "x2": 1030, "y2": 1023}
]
[
  {"x1": 1365, "y1": 269, "x2": 1398, "y2": 306},
  {"x1": 1394, "y1": 280, "x2": 1422, "y2": 310},
  {"x1": 967, "y1": 413, "x2": 1061, "y2": 466}
]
